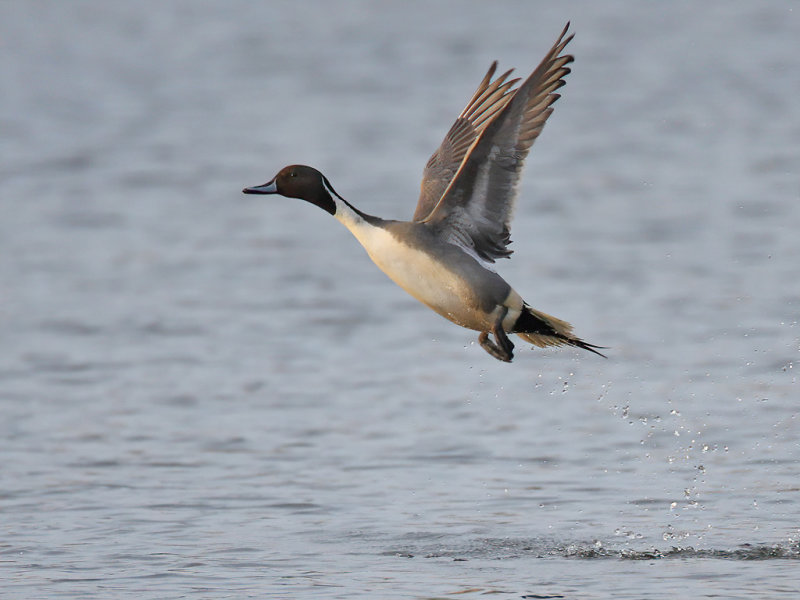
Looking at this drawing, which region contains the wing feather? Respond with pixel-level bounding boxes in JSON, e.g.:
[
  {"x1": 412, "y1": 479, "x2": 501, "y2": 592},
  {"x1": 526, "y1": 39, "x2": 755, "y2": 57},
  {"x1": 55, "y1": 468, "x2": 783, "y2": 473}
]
[
  {"x1": 421, "y1": 23, "x2": 574, "y2": 262},
  {"x1": 412, "y1": 63, "x2": 519, "y2": 222}
]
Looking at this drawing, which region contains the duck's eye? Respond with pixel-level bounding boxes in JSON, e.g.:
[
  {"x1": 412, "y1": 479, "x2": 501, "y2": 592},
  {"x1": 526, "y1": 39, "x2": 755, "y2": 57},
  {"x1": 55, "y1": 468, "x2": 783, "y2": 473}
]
[{"x1": 290, "y1": 171, "x2": 297, "y2": 178}]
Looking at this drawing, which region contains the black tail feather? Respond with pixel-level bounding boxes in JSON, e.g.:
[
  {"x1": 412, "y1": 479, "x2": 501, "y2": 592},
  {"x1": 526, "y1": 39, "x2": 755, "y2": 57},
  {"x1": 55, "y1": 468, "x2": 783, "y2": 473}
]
[
  {"x1": 566, "y1": 338, "x2": 608, "y2": 358},
  {"x1": 514, "y1": 304, "x2": 607, "y2": 358}
]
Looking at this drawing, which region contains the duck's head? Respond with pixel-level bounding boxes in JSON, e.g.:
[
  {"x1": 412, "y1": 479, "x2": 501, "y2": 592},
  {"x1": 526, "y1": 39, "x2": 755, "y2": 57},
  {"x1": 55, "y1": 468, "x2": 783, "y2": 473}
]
[{"x1": 243, "y1": 165, "x2": 337, "y2": 215}]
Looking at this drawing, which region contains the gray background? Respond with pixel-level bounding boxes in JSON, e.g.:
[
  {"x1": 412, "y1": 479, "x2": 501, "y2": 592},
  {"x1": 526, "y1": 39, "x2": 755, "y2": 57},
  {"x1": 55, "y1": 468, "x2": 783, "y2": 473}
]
[{"x1": 2, "y1": 1, "x2": 799, "y2": 598}]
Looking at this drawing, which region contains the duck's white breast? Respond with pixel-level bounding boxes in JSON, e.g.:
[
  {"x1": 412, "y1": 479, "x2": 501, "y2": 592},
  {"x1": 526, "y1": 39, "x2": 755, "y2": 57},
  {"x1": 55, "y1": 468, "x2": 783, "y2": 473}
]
[{"x1": 342, "y1": 218, "x2": 491, "y2": 330}]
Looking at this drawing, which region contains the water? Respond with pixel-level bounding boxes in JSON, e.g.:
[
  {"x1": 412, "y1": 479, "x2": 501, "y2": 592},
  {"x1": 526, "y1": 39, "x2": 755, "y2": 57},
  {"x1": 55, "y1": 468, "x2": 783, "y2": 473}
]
[{"x1": 1, "y1": 1, "x2": 799, "y2": 598}]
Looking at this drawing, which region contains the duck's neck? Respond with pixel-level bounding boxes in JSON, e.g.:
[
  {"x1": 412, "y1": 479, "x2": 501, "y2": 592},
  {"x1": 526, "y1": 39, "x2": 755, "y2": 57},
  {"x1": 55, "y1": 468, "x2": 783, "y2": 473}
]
[{"x1": 320, "y1": 178, "x2": 382, "y2": 231}]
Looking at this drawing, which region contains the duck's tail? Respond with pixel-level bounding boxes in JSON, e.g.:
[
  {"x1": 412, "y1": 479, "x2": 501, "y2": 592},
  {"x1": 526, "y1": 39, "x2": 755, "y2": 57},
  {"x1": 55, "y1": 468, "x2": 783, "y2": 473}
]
[{"x1": 514, "y1": 305, "x2": 606, "y2": 358}]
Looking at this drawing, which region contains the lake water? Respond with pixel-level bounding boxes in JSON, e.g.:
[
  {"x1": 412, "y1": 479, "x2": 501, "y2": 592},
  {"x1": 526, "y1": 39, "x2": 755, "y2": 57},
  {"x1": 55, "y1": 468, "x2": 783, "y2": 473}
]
[{"x1": 1, "y1": 1, "x2": 799, "y2": 598}]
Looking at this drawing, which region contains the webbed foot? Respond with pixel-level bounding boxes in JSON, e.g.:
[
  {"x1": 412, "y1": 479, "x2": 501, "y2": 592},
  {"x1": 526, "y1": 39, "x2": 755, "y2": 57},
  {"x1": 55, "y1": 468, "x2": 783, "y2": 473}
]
[{"x1": 478, "y1": 308, "x2": 514, "y2": 362}]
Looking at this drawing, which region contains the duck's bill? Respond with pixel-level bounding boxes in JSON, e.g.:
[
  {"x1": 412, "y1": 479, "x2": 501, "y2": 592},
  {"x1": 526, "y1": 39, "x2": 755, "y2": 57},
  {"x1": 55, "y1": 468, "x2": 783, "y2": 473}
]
[{"x1": 242, "y1": 180, "x2": 277, "y2": 194}]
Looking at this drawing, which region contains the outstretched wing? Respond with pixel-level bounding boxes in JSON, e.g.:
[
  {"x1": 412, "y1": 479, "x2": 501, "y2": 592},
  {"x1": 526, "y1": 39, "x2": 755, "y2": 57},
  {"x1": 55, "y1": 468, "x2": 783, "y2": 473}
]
[
  {"x1": 412, "y1": 62, "x2": 519, "y2": 222},
  {"x1": 421, "y1": 24, "x2": 574, "y2": 262}
]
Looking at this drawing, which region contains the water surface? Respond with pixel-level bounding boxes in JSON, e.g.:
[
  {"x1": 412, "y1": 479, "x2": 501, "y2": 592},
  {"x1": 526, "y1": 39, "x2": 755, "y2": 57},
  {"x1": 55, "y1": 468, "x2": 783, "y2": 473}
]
[{"x1": 1, "y1": 2, "x2": 799, "y2": 598}]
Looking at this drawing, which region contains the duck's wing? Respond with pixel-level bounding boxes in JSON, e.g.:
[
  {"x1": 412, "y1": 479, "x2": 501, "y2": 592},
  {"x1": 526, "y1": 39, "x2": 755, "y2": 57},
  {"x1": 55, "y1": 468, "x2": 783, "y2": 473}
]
[
  {"x1": 412, "y1": 62, "x2": 519, "y2": 222},
  {"x1": 421, "y1": 24, "x2": 574, "y2": 262}
]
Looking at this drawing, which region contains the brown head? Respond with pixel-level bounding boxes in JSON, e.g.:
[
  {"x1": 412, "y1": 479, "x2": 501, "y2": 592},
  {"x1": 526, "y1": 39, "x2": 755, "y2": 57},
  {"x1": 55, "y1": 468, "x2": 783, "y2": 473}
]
[{"x1": 243, "y1": 165, "x2": 337, "y2": 215}]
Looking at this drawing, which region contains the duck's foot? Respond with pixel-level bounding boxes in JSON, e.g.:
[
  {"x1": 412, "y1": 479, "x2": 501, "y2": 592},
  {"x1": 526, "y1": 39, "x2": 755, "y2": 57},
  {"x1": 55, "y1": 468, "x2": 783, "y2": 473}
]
[{"x1": 478, "y1": 309, "x2": 514, "y2": 362}]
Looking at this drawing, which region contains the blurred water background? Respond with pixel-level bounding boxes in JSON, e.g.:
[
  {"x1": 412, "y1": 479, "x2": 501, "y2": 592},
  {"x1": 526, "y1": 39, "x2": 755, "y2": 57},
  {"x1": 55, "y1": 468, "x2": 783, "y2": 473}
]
[{"x1": 1, "y1": 1, "x2": 799, "y2": 598}]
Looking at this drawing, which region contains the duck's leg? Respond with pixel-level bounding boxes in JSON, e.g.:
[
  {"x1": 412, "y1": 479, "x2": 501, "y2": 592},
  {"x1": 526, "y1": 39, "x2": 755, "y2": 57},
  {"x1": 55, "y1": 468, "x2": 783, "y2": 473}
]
[{"x1": 478, "y1": 308, "x2": 515, "y2": 362}]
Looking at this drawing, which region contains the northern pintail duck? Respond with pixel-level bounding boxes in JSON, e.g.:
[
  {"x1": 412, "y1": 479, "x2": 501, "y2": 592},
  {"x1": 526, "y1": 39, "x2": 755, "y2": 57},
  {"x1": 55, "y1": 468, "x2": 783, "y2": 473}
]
[{"x1": 244, "y1": 24, "x2": 604, "y2": 362}]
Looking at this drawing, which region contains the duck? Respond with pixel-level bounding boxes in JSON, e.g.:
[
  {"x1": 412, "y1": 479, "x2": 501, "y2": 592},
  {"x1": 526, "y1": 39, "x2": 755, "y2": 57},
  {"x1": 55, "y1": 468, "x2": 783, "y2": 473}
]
[{"x1": 243, "y1": 23, "x2": 604, "y2": 362}]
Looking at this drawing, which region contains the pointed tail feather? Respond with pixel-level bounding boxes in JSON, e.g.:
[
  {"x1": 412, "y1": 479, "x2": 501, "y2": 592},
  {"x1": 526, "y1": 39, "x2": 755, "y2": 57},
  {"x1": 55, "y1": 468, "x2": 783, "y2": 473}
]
[{"x1": 515, "y1": 306, "x2": 607, "y2": 358}]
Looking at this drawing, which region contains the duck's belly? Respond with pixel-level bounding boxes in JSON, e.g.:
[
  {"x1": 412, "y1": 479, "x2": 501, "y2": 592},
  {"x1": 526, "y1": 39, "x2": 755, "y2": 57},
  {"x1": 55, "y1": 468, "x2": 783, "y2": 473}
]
[
  {"x1": 373, "y1": 248, "x2": 485, "y2": 329},
  {"x1": 355, "y1": 227, "x2": 517, "y2": 332}
]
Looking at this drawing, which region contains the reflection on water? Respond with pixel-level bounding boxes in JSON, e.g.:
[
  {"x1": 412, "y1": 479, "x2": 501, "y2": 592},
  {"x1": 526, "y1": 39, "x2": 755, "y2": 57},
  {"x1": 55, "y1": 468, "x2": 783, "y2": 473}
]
[{"x1": 1, "y1": 1, "x2": 799, "y2": 598}]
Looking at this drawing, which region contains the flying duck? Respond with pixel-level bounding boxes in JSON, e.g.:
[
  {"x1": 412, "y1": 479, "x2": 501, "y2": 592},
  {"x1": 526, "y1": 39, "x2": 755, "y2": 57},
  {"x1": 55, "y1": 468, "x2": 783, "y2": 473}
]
[{"x1": 244, "y1": 24, "x2": 604, "y2": 362}]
